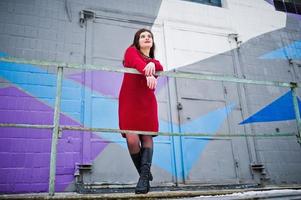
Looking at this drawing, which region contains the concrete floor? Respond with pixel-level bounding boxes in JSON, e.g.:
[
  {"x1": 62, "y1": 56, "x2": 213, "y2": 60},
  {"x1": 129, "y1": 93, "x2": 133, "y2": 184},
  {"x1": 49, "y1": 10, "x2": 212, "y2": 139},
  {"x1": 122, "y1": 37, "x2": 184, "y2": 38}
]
[
  {"x1": 165, "y1": 189, "x2": 301, "y2": 200},
  {"x1": 1, "y1": 185, "x2": 301, "y2": 200}
]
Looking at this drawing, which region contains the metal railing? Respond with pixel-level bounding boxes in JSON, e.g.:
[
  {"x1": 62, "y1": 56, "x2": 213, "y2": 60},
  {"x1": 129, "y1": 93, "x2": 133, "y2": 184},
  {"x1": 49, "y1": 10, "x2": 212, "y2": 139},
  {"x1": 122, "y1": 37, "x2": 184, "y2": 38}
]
[{"x1": 0, "y1": 56, "x2": 300, "y2": 196}]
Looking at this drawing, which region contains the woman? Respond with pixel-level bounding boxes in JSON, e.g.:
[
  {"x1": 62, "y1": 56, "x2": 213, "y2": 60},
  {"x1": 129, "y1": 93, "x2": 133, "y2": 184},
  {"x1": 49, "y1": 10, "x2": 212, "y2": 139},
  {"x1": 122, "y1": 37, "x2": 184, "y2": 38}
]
[{"x1": 118, "y1": 28, "x2": 164, "y2": 194}]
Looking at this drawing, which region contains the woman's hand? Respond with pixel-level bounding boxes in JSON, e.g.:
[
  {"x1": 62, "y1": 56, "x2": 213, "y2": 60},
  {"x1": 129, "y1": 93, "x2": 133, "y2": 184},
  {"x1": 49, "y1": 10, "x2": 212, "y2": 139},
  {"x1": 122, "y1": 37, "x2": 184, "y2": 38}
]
[
  {"x1": 146, "y1": 75, "x2": 157, "y2": 90},
  {"x1": 143, "y1": 62, "x2": 155, "y2": 76}
]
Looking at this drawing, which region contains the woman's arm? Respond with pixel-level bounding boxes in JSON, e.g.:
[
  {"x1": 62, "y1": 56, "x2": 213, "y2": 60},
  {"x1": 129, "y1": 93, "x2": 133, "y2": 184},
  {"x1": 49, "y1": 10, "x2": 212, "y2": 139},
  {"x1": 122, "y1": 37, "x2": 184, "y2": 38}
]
[
  {"x1": 123, "y1": 46, "x2": 146, "y2": 74},
  {"x1": 146, "y1": 75, "x2": 157, "y2": 90},
  {"x1": 148, "y1": 59, "x2": 164, "y2": 79},
  {"x1": 152, "y1": 59, "x2": 164, "y2": 71}
]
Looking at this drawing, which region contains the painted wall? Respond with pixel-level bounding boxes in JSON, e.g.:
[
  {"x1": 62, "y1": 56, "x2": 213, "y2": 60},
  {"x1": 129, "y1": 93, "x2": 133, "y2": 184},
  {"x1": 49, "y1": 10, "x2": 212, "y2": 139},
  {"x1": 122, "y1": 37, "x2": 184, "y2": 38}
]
[{"x1": 0, "y1": 0, "x2": 301, "y2": 193}]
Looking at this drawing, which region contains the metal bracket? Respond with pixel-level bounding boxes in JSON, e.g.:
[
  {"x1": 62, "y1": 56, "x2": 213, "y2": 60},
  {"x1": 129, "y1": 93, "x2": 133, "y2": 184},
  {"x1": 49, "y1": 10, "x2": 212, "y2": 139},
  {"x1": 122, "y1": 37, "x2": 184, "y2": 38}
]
[
  {"x1": 79, "y1": 10, "x2": 95, "y2": 27},
  {"x1": 290, "y1": 82, "x2": 298, "y2": 88},
  {"x1": 228, "y1": 33, "x2": 242, "y2": 47},
  {"x1": 177, "y1": 102, "x2": 183, "y2": 110},
  {"x1": 297, "y1": 134, "x2": 301, "y2": 144},
  {"x1": 58, "y1": 127, "x2": 63, "y2": 138},
  {"x1": 74, "y1": 163, "x2": 93, "y2": 192}
]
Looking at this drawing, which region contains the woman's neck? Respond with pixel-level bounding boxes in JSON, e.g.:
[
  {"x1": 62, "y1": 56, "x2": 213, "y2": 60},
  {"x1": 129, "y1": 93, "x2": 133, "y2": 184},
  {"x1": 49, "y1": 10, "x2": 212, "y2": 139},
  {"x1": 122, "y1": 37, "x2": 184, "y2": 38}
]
[{"x1": 140, "y1": 48, "x2": 150, "y2": 57}]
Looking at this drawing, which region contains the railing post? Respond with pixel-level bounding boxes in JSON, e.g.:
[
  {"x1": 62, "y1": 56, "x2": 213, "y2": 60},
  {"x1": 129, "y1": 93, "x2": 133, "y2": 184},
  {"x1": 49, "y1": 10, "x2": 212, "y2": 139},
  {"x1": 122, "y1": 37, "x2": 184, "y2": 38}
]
[
  {"x1": 291, "y1": 83, "x2": 301, "y2": 144},
  {"x1": 48, "y1": 66, "x2": 63, "y2": 196}
]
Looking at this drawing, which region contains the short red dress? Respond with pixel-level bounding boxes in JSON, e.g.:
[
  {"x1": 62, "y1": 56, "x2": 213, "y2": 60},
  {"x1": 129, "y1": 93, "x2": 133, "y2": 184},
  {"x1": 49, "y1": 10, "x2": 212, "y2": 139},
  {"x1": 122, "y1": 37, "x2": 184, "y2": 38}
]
[{"x1": 118, "y1": 46, "x2": 164, "y2": 138}]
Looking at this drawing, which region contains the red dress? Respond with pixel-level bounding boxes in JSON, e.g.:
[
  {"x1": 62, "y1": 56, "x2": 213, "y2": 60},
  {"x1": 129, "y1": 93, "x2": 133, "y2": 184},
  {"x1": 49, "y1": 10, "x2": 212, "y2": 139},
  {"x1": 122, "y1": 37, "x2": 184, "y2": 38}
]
[{"x1": 118, "y1": 46, "x2": 164, "y2": 138}]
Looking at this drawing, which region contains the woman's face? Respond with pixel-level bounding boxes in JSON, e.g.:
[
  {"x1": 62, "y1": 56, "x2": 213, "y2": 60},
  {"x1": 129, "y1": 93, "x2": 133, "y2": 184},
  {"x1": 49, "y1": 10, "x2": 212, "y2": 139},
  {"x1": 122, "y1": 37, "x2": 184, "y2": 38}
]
[{"x1": 139, "y1": 31, "x2": 153, "y2": 49}]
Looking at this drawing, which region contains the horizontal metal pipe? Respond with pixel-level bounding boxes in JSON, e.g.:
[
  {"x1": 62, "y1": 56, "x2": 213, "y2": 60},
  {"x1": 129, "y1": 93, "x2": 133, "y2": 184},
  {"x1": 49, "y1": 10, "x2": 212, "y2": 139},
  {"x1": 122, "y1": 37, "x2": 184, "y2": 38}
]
[
  {"x1": 0, "y1": 57, "x2": 296, "y2": 88},
  {"x1": 60, "y1": 125, "x2": 296, "y2": 138},
  {"x1": 0, "y1": 123, "x2": 296, "y2": 137},
  {"x1": 0, "y1": 123, "x2": 53, "y2": 129}
]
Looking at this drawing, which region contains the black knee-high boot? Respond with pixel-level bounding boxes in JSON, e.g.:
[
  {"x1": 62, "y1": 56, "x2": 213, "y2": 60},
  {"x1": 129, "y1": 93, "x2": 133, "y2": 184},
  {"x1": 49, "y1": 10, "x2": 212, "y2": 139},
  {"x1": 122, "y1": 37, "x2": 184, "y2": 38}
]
[
  {"x1": 130, "y1": 152, "x2": 141, "y2": 174},
  {"x1": 135, "y1": 147, "x2": 153, "y2": 194},
  {"x1": 130, "y1": 151, "x2": 153, "y2": 181}
]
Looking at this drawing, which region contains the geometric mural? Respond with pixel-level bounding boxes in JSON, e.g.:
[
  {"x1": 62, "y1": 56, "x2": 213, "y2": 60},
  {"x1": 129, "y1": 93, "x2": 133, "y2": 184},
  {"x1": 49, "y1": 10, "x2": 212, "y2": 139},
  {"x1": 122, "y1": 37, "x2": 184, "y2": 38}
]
[
  {"x1": 260, "y1": 40, "x2": 301, "y2": 59},
  {"x1": 240, "y1": 91, "x2": 301, "y2": 124}
]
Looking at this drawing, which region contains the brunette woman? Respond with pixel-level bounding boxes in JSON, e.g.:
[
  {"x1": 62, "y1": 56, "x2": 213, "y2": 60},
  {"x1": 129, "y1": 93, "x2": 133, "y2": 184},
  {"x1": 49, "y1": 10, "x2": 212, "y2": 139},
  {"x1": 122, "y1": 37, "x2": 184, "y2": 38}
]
[{"x1": 118, "y1": 28, "x2": 164, "y2": 194}]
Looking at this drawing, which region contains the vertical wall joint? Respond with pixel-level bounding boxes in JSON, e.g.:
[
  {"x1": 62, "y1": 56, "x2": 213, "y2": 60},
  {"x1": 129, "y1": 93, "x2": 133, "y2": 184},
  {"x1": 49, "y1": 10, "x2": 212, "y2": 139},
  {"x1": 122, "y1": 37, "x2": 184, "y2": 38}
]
[{"x1": 291, "y1": 82, "x2": 301, "y2": 144}]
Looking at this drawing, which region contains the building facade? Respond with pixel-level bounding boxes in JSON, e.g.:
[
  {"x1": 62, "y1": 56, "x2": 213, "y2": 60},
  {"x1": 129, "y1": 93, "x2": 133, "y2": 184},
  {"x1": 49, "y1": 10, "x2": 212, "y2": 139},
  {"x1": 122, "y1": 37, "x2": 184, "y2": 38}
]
[{"x1": 0, "y1": 0, "x2": 301, "y2": 193}]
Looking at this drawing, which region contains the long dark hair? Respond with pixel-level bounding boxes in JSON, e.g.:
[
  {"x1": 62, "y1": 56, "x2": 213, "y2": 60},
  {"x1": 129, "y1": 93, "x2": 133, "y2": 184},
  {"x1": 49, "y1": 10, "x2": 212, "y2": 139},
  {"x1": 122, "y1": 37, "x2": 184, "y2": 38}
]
[{"x1": 132, "y1": 28, "x2": 155, "y2": 58}]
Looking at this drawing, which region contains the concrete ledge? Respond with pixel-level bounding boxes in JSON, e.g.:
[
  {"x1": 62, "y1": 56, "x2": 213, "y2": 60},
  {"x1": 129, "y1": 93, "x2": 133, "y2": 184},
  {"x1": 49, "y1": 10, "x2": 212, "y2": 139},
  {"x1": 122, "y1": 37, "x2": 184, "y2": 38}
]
[{"x1": 1, "y1": 185, "x2": 301, "y2": 200}]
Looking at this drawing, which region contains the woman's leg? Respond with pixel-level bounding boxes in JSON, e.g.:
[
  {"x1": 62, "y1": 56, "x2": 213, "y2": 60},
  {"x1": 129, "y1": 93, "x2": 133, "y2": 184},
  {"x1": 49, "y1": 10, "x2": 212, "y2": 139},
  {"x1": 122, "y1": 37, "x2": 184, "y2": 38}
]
[
  {"x1": 126, "y1": 134, "x2": 141, "y2": 154},
  {"x1": 135, "y1": 135, "x2": 153, "y2": 194},
  {"x1": 126, "y1": 134, "x2": 142, "y2": 178},
  {"x1": 140, "y1": 135, "x2": 153, "y2": 148},
  {"x1": 126, "y1": 134, "x2": 154, "y2": 182}
]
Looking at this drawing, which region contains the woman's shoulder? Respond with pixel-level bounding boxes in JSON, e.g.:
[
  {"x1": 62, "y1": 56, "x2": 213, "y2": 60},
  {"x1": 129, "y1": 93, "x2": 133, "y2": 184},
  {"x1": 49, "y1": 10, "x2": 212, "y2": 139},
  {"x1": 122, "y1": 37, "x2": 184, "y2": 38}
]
[
  {"x1": 125, "y1": 46, "x2": 147, "y2": 61},
  {"x1": 125, "y1": 45, "x2": 138, "y2": 54}
]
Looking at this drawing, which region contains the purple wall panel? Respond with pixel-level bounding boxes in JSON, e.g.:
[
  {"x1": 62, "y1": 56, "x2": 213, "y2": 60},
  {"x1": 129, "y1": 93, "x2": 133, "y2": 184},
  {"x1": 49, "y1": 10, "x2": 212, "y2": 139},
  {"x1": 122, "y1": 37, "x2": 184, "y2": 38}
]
[{"x1": 0, "y1": 86, "x2": 108, "y2": 193}]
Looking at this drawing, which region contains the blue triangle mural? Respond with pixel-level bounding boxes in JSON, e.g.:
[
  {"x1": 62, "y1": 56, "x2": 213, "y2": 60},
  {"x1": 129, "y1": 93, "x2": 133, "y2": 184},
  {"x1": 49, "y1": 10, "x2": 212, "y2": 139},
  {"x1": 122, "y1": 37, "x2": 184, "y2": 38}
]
[
  {"x1": 240, "y1": 91, "x2": 301, "y2": 124},
  {"x1": 260, "y1": 40, "x2": 301, "y2": 59}
]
